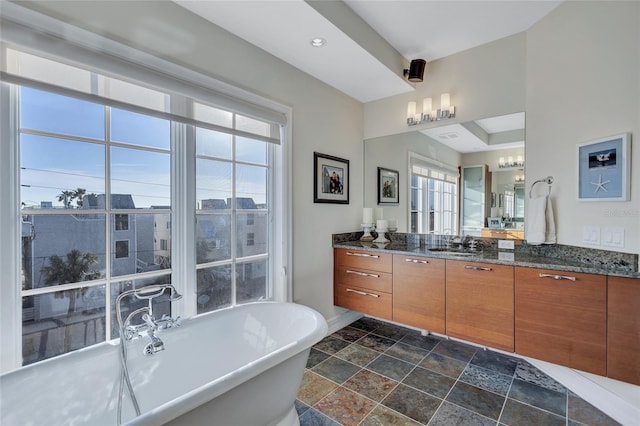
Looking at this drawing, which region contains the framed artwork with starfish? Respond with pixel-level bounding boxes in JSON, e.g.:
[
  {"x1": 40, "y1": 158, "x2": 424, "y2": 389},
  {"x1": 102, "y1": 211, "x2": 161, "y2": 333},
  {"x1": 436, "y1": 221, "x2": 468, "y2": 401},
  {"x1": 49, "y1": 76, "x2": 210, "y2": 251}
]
[{"x1": 577, "y1": 133, "x2": 631, "y2": 201}]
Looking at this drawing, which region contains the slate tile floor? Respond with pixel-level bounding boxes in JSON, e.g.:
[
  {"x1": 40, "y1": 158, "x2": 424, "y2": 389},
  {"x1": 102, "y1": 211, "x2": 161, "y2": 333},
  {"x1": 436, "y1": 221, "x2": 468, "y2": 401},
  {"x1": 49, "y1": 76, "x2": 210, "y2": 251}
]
[{"x1": 296, "y1": 317, "x2": 620, "y2": 426}]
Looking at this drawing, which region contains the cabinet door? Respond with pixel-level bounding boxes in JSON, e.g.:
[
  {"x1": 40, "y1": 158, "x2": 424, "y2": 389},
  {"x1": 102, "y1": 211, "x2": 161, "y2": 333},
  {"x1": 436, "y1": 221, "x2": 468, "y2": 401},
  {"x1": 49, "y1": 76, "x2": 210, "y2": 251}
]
[
  {"x1": 446, "y1": 260, "x2": 514, "y2": 351},
  {"x1": 515, "y1": 267, "x2": 606, "y2": 376},
  {"x1": 461, "y1": 165, "x2": 490, "y2": 236},
  {"x1": 393, "y1": 255, "x2": 445, "y2": 333},
  {"x1": 607, "y1": 276, "x2": 640, "y2": 385}
]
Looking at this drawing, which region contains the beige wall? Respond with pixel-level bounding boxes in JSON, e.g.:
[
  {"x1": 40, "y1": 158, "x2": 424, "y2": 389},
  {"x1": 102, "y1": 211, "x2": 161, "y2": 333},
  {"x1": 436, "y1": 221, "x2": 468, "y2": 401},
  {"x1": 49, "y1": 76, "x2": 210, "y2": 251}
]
[
  {"x1": 526, "y1": 1, "x2": 639, "y2": 254},
  {"x1": 364, "y1": 1, "x2": 639, "y2": 255},
  {"x1": 364, "y1": 32, "x2": 527, "y2": 140},
  {"x1": 20, "y1": 0, "x2": 364, "y2": 320}
]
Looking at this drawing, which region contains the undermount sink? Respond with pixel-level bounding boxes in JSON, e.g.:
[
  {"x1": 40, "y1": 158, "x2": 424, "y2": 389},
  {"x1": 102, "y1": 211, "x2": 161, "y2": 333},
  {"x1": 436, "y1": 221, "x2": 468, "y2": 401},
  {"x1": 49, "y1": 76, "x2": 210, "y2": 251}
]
[{"x1": 428, "y1": 248, "x2": 481, "y2": 256}]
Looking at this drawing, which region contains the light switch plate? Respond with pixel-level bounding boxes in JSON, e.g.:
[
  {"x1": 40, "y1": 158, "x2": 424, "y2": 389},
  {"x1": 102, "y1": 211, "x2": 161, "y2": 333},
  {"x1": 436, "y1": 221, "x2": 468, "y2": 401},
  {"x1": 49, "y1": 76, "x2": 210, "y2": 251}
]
[
  {"x1": 498, "y1": 240, "x2": 515, "y2": 250},
  {"x1": 498, "y1": 251, "x2": 515, "y2": 261},
  {"x1": 582, "y1": 226, "x2": 600, "y2": 245},
  {"x1": 603, "y1": 227, "x2": 624, "y2": 248}
]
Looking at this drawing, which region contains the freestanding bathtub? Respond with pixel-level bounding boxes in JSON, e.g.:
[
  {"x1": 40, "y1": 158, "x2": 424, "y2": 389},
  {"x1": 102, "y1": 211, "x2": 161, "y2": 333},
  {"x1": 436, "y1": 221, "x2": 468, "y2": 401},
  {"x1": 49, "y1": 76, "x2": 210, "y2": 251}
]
[{"x1": 0, "y1": 301, "x2": 328, "y2": 426}]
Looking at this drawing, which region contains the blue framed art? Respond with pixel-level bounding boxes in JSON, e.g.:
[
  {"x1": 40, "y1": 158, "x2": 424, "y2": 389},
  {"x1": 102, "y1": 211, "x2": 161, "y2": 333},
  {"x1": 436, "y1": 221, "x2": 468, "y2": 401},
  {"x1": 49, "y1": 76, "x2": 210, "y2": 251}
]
[{"x1": 577, "y1": 133, "x2": 631, "y2": 201}]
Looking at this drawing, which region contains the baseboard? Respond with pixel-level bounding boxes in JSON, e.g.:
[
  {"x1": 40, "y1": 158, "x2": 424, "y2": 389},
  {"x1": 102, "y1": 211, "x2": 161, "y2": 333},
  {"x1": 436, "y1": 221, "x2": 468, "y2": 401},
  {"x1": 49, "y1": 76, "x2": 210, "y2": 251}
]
[
  {"x1": 325, "y1": 309, "x2": 362, "y2": 335},
  {"x1": 525, "y1": 357, "x2": 640, "y2": 426}
]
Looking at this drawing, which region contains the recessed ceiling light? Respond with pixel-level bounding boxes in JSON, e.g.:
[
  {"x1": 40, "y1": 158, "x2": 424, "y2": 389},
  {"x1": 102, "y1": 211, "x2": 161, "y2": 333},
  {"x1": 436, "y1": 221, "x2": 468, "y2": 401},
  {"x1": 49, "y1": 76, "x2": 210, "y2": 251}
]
[{"x1": 310, "y1": 38, "x2": 326, "y2": 48}]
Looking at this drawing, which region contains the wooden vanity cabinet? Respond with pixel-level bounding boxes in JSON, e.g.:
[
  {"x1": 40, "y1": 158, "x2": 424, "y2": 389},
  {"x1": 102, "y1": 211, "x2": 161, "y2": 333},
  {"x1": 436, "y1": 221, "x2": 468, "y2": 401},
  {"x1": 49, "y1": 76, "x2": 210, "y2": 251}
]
[
  {"x1": 392, "y1": 255, "x2": 445, "y2": 333},
  {"x1": 334, "y1": 248, "x2": 393, "y2": 320},
  {"x1": 445, "y1": 260, "x2": 514, "y2": 351},
  {"x1": 480, "y1": 229, "x2": 524, "y2": 240},
  {"x1": 607, "y1": 276, "x2": 640, "y2": 385},
  {"x1": 515, "y1": 267, "x2": 606, "y2": 376}
]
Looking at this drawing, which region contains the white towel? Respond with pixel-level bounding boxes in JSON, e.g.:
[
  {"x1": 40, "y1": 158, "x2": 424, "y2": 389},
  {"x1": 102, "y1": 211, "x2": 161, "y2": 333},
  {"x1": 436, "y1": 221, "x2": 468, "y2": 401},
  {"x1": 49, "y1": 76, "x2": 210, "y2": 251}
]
[{"x1": 526, "y1": 195, "x2": 556, "y2": 245}]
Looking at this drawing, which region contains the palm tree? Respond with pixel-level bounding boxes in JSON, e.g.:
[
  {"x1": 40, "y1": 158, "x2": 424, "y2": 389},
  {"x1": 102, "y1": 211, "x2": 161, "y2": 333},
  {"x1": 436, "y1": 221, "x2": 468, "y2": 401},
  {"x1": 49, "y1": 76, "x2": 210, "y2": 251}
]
[
  {"x1": 71, "y1": 188, "x2": 86, "y2": 207},
  {"x1": 57, "y1": 190, "x2": 74, "y2": 208},
  {"x1": 41, "y1": 249, "x2": 102, "y2": 352}
]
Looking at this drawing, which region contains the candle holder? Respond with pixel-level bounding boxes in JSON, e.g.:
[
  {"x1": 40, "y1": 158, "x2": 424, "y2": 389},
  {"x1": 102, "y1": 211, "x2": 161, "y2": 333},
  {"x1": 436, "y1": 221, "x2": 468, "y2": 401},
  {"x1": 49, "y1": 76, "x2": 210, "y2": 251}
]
[
  {"x1": 360, "y1": 223, "x2": 375, "y2": 242},
  {"x1": 373, "y1": 225, "x2": 389, "y2": 244}
]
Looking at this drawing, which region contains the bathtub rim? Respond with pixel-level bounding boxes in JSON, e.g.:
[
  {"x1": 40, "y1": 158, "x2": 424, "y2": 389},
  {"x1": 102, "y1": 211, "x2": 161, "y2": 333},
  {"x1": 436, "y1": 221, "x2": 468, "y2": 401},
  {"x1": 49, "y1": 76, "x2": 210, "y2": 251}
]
[
  {"x1": 1, "y1": 301, "x2": 328, "y2": 426},
  {"x1": 124, "y1": 301, "x2": 328, "y2": 426}
]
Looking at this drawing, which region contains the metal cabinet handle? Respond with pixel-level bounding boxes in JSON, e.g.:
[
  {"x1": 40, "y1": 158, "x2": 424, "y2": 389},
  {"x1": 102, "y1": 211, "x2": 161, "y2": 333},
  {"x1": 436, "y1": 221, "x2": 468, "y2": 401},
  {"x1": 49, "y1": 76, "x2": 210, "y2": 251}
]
[
  {"x1": 346, "y1": 288, "x2": 380, "y2": 298},
  {"x1": 405, "y1": 258, "x2": 428, "y2": 264},
  {"x1": 464, "y1": 265, "x2": 493, "y2": 271},
  {"x1": 346, "y1": 252, "x2": 379, "y2": 259},
  {"x1": 346, "y1": 270, "x2": 379, "y2": 278},
  {"x1": 539, "y1": 273, "x2": 576, "y2": 281}
]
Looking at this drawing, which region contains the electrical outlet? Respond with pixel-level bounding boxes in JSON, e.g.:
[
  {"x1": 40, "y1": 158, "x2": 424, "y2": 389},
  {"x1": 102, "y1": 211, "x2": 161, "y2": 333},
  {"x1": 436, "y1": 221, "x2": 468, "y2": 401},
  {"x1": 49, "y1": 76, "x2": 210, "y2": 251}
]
[{"x1": 498, "y1": 240, "x2": 515, "y2": 250}]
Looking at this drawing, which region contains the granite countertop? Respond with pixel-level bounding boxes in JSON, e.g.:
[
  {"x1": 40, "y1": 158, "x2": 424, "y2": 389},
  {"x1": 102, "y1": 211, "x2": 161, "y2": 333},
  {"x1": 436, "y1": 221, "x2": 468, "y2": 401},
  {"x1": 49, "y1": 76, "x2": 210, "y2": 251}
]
[{"x1": 333, "y1": 239, "x2": 640, "y2": 279}]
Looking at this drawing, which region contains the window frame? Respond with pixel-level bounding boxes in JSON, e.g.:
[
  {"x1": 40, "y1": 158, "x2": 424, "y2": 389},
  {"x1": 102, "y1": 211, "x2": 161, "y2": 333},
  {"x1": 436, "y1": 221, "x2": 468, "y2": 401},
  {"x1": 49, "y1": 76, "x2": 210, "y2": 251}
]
[{"x1": 0, "y1": 4, "x2": 292, "y2": 372}]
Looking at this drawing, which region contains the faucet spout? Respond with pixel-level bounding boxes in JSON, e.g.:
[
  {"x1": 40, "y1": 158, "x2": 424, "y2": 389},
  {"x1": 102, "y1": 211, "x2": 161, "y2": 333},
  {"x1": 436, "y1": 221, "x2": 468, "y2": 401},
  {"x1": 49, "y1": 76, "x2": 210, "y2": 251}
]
[{"x1": 144, "y1": 332, "x2": 165, "y2": 356}]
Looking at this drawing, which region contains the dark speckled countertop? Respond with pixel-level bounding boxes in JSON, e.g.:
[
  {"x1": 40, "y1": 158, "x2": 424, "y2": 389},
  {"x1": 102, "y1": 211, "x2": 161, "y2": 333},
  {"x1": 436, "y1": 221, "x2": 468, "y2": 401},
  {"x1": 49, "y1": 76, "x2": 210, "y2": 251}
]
[{"x1": 333, "y1": 233, "x2": 639, "y2": 279}]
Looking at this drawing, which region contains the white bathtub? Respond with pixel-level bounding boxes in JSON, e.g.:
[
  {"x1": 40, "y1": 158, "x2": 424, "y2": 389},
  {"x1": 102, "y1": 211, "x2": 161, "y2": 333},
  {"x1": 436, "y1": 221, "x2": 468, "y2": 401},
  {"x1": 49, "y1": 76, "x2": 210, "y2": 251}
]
[{"x1": 0, "y1": 301, "x2": 328, "y2": 426}]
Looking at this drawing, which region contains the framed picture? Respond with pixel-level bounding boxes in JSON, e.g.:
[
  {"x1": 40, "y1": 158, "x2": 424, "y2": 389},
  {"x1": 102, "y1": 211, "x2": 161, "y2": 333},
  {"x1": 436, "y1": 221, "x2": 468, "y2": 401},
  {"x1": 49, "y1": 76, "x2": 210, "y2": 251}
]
[
  {"x1": 314, "y1": 152, "x2": 349, "y2": 204},
  {"x1": 488, "y1": 217, "x2": 503, "y2": 229},
  {"x1": 378, "y1": 167, "x2": 399, "y2": 205},
  {"x1": 577, "y1": 133, "x2": 631, "y2": 201}
]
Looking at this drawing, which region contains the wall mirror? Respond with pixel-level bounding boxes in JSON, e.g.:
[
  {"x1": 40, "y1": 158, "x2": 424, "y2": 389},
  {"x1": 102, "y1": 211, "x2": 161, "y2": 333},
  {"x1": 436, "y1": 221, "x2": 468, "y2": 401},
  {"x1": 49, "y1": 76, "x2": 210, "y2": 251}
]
[{"x1": 363, "y1": 112, "x2": 525, "y2": 238}]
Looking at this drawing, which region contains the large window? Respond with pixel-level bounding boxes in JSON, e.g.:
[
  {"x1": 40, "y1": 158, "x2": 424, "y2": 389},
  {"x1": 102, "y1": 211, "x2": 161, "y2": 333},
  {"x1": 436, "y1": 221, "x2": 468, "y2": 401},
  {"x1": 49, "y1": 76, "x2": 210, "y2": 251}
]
[
  {"x1": 410, "y1": 156, "x2": 459, "y2": 235},
  {"x1": 2, "y1": 37, "x2": 286, "y2": 368}
]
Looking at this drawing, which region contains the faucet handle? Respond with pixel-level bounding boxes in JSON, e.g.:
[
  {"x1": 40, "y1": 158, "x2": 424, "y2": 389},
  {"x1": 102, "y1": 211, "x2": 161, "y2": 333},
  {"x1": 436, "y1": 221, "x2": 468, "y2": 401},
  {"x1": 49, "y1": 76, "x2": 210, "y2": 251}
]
[
  {"x1": 124, "y1": 325, "x2": 140, "y2": 341},
  {"x1": 157, "y1": 314, "x2": 181, "y2": 330}
]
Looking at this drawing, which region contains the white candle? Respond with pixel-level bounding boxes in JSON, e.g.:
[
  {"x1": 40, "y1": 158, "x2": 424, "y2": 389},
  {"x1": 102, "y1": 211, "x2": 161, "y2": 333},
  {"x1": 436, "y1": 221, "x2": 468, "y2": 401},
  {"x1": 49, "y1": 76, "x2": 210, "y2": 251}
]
[
  {"x1": 363, "y1": 208, "x2": 373, "y2": 224},
  {"x1": 387, "y1": 219, "x2": 397, "y2": 230},
  {"x1": 376, "y1": 219, "x2": 388, "y2": 230},
  {"x1": 374, "y1": 208, "x2": 383, "y2": 221}
]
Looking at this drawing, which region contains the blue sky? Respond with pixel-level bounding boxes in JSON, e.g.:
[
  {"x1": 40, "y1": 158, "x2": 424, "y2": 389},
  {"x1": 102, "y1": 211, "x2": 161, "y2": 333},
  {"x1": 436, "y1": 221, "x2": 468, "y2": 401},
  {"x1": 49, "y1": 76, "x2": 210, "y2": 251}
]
[{"x1": 20, "y1": 87, "x2": 267, "y2": 208}]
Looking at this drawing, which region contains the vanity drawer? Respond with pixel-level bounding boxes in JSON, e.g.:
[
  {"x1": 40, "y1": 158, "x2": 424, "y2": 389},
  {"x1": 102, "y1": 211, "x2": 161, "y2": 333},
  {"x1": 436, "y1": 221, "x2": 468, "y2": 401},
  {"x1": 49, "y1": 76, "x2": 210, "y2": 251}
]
[
  {"x1": 334, "y1": 248, "x2": 393, "y2": 273},
  {"x1": 334, "y1": 265, "x2": 392, "y2": 293},
  {"x1": 335, "y1": 283, "x2": 392, "y2": 320}
]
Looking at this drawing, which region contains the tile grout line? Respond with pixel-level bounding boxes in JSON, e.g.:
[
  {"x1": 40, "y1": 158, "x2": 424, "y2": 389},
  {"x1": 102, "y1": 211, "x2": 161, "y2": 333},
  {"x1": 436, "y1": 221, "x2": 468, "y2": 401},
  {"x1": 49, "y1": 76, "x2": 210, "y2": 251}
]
[{"x1": 308, "y1": 320, "x2": 609, "y2": 426}]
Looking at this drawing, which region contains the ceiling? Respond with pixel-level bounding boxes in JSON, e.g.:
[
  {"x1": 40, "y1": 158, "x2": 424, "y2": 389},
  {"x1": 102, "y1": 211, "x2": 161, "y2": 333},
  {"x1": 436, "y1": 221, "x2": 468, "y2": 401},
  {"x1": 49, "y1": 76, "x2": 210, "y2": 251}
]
[
  {"x1": 174, "y1": 0, "x2": 560, "y2": 103},
  {"x1": 173, "y1": 1, "x2": 560, "y2": 152},
  {"x1": 420, "y1": 112, "x2": 525, "y2": 154}
]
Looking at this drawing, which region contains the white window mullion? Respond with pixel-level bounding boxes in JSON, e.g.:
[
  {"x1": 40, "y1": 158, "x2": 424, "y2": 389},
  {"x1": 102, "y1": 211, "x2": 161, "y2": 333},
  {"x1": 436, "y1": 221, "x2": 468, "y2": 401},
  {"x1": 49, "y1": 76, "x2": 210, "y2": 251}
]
[
  {"x1": 230, "y1": 119, "x2": 238, "y2": 307},
  {"x1": 171, "y1": 121, "x2": 195, "y2": 319},
  {"x1": 0, "y1": 82, "x2": 23, "y2": 373},
  {"x1": 104, "y1": 105, "x2": 113, "y2": 340}
]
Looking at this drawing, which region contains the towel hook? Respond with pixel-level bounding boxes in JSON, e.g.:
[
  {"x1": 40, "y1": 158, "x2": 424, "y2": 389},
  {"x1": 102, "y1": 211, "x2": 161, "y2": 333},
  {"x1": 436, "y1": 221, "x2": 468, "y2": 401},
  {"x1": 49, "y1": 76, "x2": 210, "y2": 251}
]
[{"x1": 529, "y1": 176, "x2": 554, "y2": 198}]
